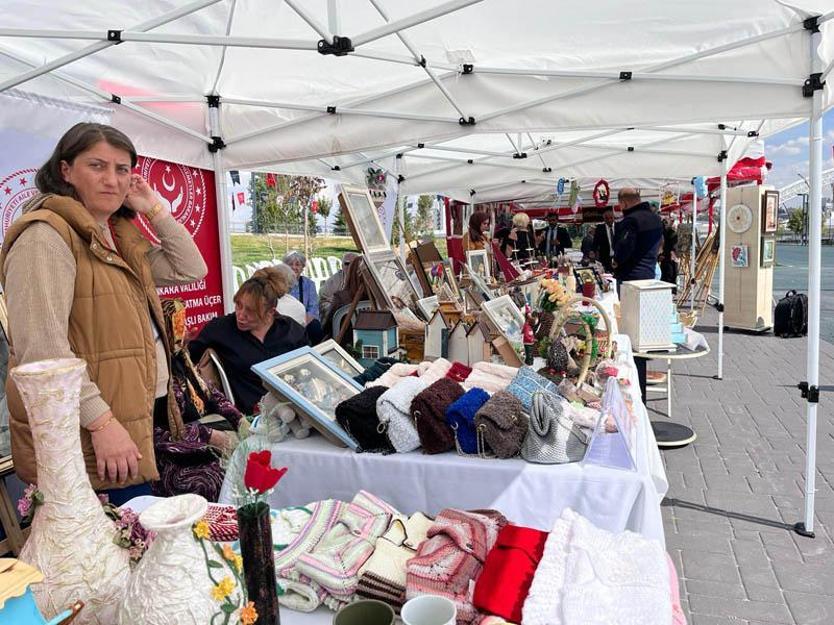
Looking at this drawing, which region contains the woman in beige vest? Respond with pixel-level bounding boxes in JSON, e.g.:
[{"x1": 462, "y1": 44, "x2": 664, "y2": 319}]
[{"x1": 0, "y1": 123, "x2": 207, "y2": 505}]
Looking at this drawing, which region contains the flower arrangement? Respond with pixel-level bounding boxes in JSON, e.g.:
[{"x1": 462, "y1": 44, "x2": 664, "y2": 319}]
[
  {"x1": 16, "y1": 483, "x2": 43, "y2": 523},
  {"x1": 538, "y1": 278, "x2": 571, "y2": 312}
]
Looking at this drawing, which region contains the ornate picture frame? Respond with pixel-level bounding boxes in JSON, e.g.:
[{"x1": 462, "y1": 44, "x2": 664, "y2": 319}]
[{"x1": 762, "y1": 190, "x2": 779, "y2": 234}]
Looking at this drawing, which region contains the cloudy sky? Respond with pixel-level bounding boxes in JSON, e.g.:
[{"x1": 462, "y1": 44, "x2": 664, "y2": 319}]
[{"x1": 765, "y1": 109, "x2": 834, "y2": 195}]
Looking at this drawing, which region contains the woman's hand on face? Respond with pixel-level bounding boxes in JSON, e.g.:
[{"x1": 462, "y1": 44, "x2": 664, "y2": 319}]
[
  {"x1": 88, "y1": 412, "x2": 142, "y2": 484},
  {"x1": 124, "y1": 174, "x2": 162, "y2": 215}
]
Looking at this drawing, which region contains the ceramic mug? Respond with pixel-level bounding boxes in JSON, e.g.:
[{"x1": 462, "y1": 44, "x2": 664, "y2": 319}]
[
  {"x1": 401, "y1": 595, "x2": 457, "y2": 625},
  {"x1": 332, "y1": 599, "x2": 395, "y2": 625}
]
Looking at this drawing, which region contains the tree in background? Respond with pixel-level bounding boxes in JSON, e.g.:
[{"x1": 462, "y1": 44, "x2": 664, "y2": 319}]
[
  {"x1": 317, "y1": 196, "x2": 333, "y2": 235},
  {"x1": 415, "y1": 194, "x2": 434, "y2": 239},
  {"x1": 332, "y1": 200, "x2": 348, "y2": 235},
  {"x1": 392, "y1": 203, "x2": 415, "y2": 246},
  {"x1": 788, "y1": 209, "x2": 805, "y2": 236},
  {"x1": 250, "y1": 173, "x2": 325, "y2": 254}
]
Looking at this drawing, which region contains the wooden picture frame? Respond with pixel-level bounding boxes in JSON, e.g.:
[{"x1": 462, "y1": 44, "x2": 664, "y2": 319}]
[
  {"x1": 417, "y1": 295, "x2": 440, "y2": 320},
  {"x1": 409, "y1": 241, "x2": 445, "y2": 297},
  {"x1": 466, "y1": 249, "x2": 491, "y2": 281},
  {"x1": 339, "y1": 185, "x2": 391, "y2": 254},
  {"x1": 481, "y1": 294, "x2": 526, "y2": 364},
  {"x1": 313, "y1": 339, "x2": 364, "y2": 378},
  {"x1": 252, "y1": 347, "x2": 362, "y2": 450},
  {"x1": 762, "y1": 190, "x2": 779, "y2": 234},
  {"x1": 363, "y1": 250, "x2": 422, "y2": 312}
]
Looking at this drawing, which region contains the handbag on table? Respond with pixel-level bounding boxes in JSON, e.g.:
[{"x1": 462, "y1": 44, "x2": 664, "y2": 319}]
[{"x1": 521, "y1": 391, "x2": 589, "y2": 464}]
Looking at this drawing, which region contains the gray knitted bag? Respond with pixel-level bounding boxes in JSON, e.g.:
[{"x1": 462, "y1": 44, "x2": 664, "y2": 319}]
[{"x1": 521, "y1": 391, "x2": 589, "y2": 464}]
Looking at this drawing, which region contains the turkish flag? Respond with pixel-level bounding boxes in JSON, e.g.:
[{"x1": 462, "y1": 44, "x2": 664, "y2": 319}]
[
  {"x1": 266, "y1": 173, "x2": 277, "y2": 188},
  {"x1": 237, "y1": 191, "x2": 245, "y2": 205},
  {"x1": 311, "y1": 199, "x2": 318, "y2": 214}
]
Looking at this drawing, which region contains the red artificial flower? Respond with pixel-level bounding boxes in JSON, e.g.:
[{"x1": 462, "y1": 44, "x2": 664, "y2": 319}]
[{"x1": 244, "y1": 450, "x2": 288, "y2": 494}]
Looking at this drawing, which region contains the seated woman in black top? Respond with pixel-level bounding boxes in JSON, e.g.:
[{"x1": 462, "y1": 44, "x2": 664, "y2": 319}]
[{"x1": 189, "y1": 266, "x2": 309, "y2": 414}]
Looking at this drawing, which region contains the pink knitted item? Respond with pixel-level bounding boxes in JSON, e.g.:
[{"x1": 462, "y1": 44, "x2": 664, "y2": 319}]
[
  {"x1": 471, "y1": 361, "x2": 519, "y2": 381},
  {"x1": 406, "y1": 508, "x2": 508, "y2": 625},
  {"x1": 419, "y1": 358, "x2": 453, "y2": 386},
  {"x1": 367, "y1": 363, "x2": 420, "y2": 388},
  {"x1": 205, "y1": 503, "x2": 238, "y2": 542},
  {"x1": 462, "y1": 370, "x2": 509, "y2": 395}
]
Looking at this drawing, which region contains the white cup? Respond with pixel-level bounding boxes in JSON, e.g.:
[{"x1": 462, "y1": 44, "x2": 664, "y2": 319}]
[{"x1": 401, "y1": 595, "x2": 457, "y2": 625}]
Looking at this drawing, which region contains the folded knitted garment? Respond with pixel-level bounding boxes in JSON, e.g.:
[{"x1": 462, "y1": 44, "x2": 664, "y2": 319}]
[
  {"x1": 446, "y1": 361, "x2": 473, "y2": 382},
  {"x1": 356, "y1": 512, "x2": 434, "y2": 609},
  {"x1": 522, "y1": 508, "x2": 671, "y2": 625},
  {"x1": 376, "y1": 377, "x2": 427, "y2": 452},
  {"x1": 471, "y1": 361, "x2": 519, "y2": 381},
  {"x1": 271, "y1": 499, "x2": 345, "y2": 612},
  {"x1": 419, "y1": 357, "x2": 454, "y2": 386},
  {"x1": 406, "y1": 508, "x2": 508, "y2": 625},
  {"x1": 472, "y1": 524, "x2": 548, "y2": 623},
  {"x1": 474, "y1": 391, "x2": 528, "y2": 459},
  {"x1": 463, "y1": 362, "x2": 518, "y2": 394},
  {"x1": 367, "y1": 363, "x2": 420, "y2": 388},
  {"x1": 446, "y1": 388, "x2": 491, "y2": 455},
  {"x1": 411, "y1": 378, "x2": 464, "y2": 454},
  {"x1": 295, "y1": 491, "x2": 398, "y2": 611},
  {"x1": 335, "y1": 386, "x2": 395, "y2": 454}
]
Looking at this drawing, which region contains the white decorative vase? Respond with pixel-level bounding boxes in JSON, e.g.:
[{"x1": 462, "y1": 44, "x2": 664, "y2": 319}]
[
  {"x1": 119, "y1": 494, "x2": 243, "y2": 625},
  {"x1": 12, "y1": 358, "x2": 130, "y2": 625}
]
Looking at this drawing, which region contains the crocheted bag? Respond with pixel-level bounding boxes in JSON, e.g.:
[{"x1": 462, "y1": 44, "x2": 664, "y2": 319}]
[
  {"x1": 335, "y1": 386, "x2": 395, "y2": 454},
  {"x1": 521, "y1": 391, "x2": 589, "y2": 464},
  {"x1": 376, "y1": 377, "x2": 427, "y2": 453},
  {"x1": 411, "y1": 378, "x2": 464, "y2": 454},
  {"x1": 505, "y1": 367, "x2": 562, "y2": 414},
  {"x1": 474, "y1": 391, "x2": 529, "y2": 459},
  {"x1": 445, "y1": 388, "x2": 490, "y2": 455}
]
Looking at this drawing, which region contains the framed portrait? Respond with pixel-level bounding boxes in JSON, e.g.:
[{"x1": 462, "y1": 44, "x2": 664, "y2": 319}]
[
  {"x1": 252, "y1": 347, "x2": 362, "y2": 450},
  {"x1": 480, "y1": 294, "x2": 526, "y2": 363},
  {"x1": 314, "y1": 339, "x2": 364, "y2": 378},
  {"x1": 466, "y1": 249, "x2": 491, "y2": 280},
  {"x1": 417, "y1": 295, "x2": 440, "y2": 320},
  {"x1": 730, "y1": 244, "x2": 749, "y2": 268},
  {"x1": 761, "y1": 237, "x2": 775, "y2": 268},
  {"x1": 340, "y1": 185, "x2": 390, "y2": 254},
  {"x1": 364, "y1": 251, "x2": 422, "y2": 311},
  {"x1": 762, "y1": 190, "x2": 779, "y2": 234}
]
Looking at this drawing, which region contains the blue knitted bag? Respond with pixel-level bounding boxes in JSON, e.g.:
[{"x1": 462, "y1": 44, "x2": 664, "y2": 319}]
[
  {"x1": 505, "y1": 366, "x2": 561, "y2": 413},
  {"x1": 445, "y1": 388, "x2": 490, "y2": 455}
]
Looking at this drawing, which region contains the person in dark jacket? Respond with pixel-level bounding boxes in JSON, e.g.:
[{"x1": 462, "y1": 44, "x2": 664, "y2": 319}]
[
  {"x1": 612, "y1": 188, "x2": 663, "y2": 283},
  {"x1": 538, "y1": 213, "x2": 574, "y2": 259},
  {"x1": 658, "y1": 218, "x2": 679, "y2": 290},
  {"x1": 592, "y1": 208, "x2": 616, "y2": 272}
]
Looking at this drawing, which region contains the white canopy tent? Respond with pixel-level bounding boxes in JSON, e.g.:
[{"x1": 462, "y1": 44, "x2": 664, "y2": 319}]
[{"x1": 0, "y1": 0, "x2": 832, "y2": 536}]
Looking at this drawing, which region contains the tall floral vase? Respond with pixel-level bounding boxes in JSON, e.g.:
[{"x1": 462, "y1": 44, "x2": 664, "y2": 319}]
[
  {"x1": 238, "y1": 501, "x2": 281, "y2": 625},
  {"x1": 11, "y1": 358, "x2": 131, "y2": 625},
  {"x1": 119, "y1": 494, "x2": 246, "y2": 625}
]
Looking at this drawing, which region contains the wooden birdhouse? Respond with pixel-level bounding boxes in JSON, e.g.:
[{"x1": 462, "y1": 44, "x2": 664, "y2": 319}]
[
  {"x1": 447, "y1": 321, "x2": 471, "y2": 364},
  {"x1": 424, "y1": 310, "x2": 452, "y2": 361},
  {"x1": 353, "y1": 310, "x2": 399, "y2": 368}
]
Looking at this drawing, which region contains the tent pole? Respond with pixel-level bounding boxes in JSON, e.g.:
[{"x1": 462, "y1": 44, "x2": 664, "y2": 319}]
[
  {"x1": 396, "y1": 157, "x2": 407, "y2": 264},
  {"x1": 717, "y1": 149, "x2": 729, "y2": 380},
  {"x1": 327, "y1": 0, "x2": 341, "y2": 34},
  {"x1": 690, "y1": 182, "x2": 698, "y2": 310},
  {"x1": 352, "y1": 0, "x2": 484, "y2": 47},
  {"x1": 284, "y1": 0, "x2": 333, "y2": 43},
  {"x1": 208, "y1": 100, "x2": 236, "y2": 314},
  {"x1": 797, "y1": 21, "x2": 824, "y2": 539}
]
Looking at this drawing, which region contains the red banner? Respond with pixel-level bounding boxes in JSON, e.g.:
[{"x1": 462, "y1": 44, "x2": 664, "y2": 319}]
[{"x1": 134, "y1": 156, "x2": 224, "y2": 331}]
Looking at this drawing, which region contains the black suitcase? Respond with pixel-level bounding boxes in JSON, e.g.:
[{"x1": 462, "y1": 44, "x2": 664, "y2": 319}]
[{"x1": 773, "y1": 290, "x2": 808, "y2": 338}]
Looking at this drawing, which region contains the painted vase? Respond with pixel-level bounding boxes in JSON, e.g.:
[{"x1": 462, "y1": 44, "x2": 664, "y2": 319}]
[
  {"x1": 119, "y1": 494, "x2": 244, "y2": 625},
  {"x1": 11, "y1": 358, "x2": 130, "y2": 625}
]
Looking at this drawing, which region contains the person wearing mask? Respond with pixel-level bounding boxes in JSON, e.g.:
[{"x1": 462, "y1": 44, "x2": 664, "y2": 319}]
[
  {"x1": 462, "y1": 211, "x2": 490, "y2": 253},
  {"x1": 189, "y1": 267, "x2": 309, "y2": 415},
  {"x1": 319, "y1": 252, "x2": 358, "y2": 322},
  {"x1": 539, "y1": 213, "x2": 573, "y2": 260},
  {"x1": 592, "y1": 207, "x2": 617, "y2": 272},
  {"x1": 284, "y1": 251, "x2": 324, "y2": 344},
  {"x1": 275, "y1": 262, "x2": 308, "y2": 326},
  {"x1": 0, "y1": 122, "x2": 208, "y2": 505}
]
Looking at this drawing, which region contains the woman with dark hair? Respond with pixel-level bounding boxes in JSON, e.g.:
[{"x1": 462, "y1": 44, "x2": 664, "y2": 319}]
[
  {"x1": 0, "y1": 122, "x2": 208, "y2": 505},
  {"x1": 189, "y1": 266, "x2": 309, "y2": 414},
  {"x1": 462, "y1": 211, "x2": 490, "y2": 253}
]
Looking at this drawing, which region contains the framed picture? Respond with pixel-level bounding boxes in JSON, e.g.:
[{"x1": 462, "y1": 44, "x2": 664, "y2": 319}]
[
  {"x1": 314, "y1": 339, "x2": 364, "y2": 378},
  {"x1": 444, "y1": 259, "x2": 461, "y2": 299},
  {"x1": 574, "y1": 266, "x2": 603, "y2": 290},
  {"x1": 730, "y1": 244, "x2": 749, "y2": 268},
  {"x1": 409, "y1": 241, "x2": 444, "y2": 296},
  {"x1": 417, "y1": 295, "x2": 440, "y2": 320},
  {"x1": 467, "y1": 267, "x2": 494, "y2": 301},
  {"x1": 762, "y1": 190, "x2": 779, "y2": 234},
  {"x1": 340, "y1": 185, "x2": 390, "y2": 254},
  {"x1": 252, "y1": 347, "x2": 362, "y2": 450},
  {"x1": 363, "y1": 251, "x2": 422, "y2": 312},
  {"x1": 480, "y1": 294, "x2": 526, "y2": 363},
  {"x1": 761, "y1": 237, "x2": 775, "y2": 267},
  {"x1": 466, "y1": 249, "x2": 491, "y2": 280}
]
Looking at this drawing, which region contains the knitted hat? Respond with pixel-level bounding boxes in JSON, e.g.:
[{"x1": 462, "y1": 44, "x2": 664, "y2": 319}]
[
  {"x1": 335, "y1": 386, "x2": 394, "y2": 454},
  {"x1": 411, "y1": 378, "x2": 464, "y2": 454},
  {"x1": 445, "y1": 387, "x2": 490, "y2": 455},
  {"x1": 474, "y1": 391, "x2": 528, "y2": 459},
  {"x1": 446, "y1": 361, "x2": 473, "y2": 382},
  {"x1": 376, "y1": 377, "x2": 427, "y2": 452}
]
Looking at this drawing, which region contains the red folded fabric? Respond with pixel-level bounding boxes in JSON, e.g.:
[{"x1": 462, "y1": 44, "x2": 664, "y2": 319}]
[
  {"x1": 472, "y1": 524, "x2": 548, "y2": 623},
  {"x1": 446, "y1": 362, "x2": 473, "y2": 382}
]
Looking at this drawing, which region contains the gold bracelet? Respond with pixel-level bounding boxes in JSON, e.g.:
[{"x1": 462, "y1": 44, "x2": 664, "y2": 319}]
[
  {"x1": 88, "y1": 414, "x2": 115, "y2": 433},
  {"x1": 147, "y1": 202, "x2": 164, "y2": 221}
]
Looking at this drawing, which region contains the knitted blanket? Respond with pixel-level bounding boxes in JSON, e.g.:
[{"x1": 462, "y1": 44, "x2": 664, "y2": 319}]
[
  {"x1": 376, "y1": 377, "x2": 427, "y2": 452},
  {"x1": 406, "y1": 508, "x2": 508, "y2": 625}
]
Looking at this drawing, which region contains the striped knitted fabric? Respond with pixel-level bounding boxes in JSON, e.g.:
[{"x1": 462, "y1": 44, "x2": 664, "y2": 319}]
[
  {"x1": 295, "y1": 490, "x2": 399, "y2": 610},
  {"x1": 406, "y1": 508, "x2": 508, "y2": 625},
  {"x1": 356, "y1": 512, "x2": 434, "y2": 609}
]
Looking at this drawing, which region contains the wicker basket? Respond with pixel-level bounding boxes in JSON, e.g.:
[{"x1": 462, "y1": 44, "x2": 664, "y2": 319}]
[{"x1": 548, "y1": 295, "x2": 614, "y2": 386}]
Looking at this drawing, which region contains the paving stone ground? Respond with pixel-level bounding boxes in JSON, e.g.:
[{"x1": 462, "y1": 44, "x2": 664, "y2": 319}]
[{"x1": 652, "y1": 311, "x2": 834, "y2": 625}]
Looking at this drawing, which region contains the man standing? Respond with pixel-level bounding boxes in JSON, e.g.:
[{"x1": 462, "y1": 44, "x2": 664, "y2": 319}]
[
  {"x1": 592, "y1": 207, "x2": 617, "y2": 272},
  {"x1": 539, "y1": 213, "x2": 574, "y2": 260},
  {"x1": 319, "y1": 252, "x2": 358, "y2": 322},
  {"x1": 612, "y1": 188, "x2": 663, "y2": 283}
]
